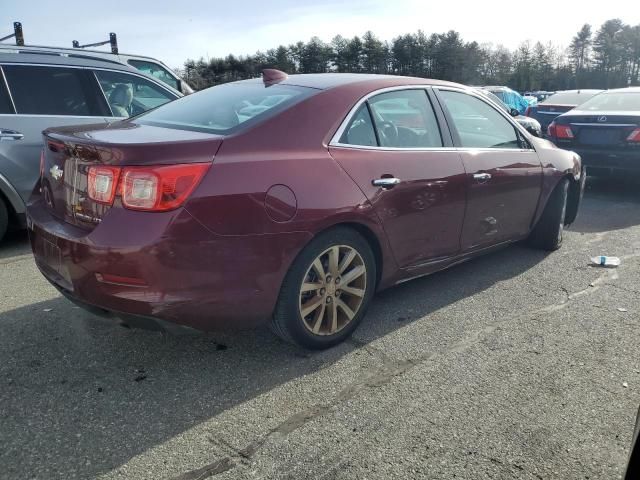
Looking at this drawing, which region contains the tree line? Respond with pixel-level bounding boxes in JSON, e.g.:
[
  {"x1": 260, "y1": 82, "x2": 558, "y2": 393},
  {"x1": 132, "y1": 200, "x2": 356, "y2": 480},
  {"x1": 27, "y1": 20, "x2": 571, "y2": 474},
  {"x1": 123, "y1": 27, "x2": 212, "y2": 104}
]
[{"x1": 179, "y1": 19, "x2": 640, "y2": 92}]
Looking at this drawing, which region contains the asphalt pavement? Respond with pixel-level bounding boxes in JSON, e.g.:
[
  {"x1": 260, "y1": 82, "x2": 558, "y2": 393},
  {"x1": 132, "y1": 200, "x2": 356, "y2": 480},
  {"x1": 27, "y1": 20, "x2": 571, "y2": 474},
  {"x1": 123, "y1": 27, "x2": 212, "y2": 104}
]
[{"x1": 1, "y1": 176, "x2": 639, "y2": 480}]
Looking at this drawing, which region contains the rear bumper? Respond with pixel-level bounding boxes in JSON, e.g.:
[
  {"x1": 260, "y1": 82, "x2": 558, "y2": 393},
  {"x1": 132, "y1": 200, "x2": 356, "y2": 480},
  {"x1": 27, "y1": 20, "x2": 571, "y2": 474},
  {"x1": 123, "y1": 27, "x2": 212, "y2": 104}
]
[
  {"x1": 27, "y1": 198, "x2": 311, "y2": 331},
  {"x1": 569, "y1": 147, "x2": 640, "y2": 173}
]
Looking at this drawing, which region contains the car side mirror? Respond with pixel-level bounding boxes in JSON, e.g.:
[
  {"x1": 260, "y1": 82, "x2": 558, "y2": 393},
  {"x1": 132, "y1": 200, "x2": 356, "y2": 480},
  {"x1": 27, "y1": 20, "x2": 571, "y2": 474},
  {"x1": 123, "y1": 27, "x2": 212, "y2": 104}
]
[
  {"x1": 510, "y1": 108, "x2": 519, "y2": 117},
  {"x1": 524, "y1": 124, "x2": 541, "y2": 137},
  {"x1": 179, "y1": 80, "x2": 194, "y2": 95}
]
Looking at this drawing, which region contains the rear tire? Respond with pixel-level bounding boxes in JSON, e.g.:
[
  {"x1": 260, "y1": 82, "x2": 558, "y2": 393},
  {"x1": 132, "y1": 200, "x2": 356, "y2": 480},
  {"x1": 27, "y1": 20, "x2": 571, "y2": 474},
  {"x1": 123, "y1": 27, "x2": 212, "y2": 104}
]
[
  {"x1": 271, "y1": 227, "x2": 376, "y2": 350},
  {"x1": 0, "y1": 198, "x2": 8, "y2": 243},
  {"x1": 527, "y1": 179, "x2": 569, "y2": 251}
]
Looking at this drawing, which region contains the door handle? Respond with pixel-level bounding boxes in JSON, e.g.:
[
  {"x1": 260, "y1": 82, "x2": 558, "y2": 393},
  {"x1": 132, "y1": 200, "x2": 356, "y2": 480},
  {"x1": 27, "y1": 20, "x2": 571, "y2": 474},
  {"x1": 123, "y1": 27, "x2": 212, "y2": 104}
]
[
  {"x1": 473, "y1": 172, "x2": 491, "y2": 183},
  {"x1": 372, "y1": 177, "x2": 401, "y2": 189},
  {"x1": 0, "y1": 129, "x2": 24, "y2": 141}
]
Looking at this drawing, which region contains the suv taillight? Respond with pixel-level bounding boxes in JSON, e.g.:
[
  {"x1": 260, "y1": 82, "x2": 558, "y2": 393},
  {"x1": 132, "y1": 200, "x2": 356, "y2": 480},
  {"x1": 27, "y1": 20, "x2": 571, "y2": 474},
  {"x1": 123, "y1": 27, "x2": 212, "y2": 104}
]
[{"x1": 87, "y1": 162, "x2": 210, "y2": 211}]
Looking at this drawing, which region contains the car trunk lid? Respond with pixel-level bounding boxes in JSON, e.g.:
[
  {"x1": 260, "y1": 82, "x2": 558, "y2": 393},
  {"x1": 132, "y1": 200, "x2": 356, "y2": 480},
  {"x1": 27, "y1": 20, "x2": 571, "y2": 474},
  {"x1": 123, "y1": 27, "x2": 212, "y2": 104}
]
[
  {"x1": 554, "y1": 111, "x2": 640, "y2": 150},
  {"x1": 40, "y1": 122, "x2": 223, "y2": 230}
]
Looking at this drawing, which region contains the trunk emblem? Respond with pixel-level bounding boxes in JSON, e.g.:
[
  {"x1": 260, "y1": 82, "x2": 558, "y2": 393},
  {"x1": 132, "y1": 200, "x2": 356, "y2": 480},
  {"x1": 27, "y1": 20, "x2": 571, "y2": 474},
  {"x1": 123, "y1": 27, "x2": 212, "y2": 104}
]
[
  {"x1": 598, "y1": 115, "x2": 607, "y2": 122},
  {"x1": 50, "y1": 165, "x2": 63, "y2": 181}
]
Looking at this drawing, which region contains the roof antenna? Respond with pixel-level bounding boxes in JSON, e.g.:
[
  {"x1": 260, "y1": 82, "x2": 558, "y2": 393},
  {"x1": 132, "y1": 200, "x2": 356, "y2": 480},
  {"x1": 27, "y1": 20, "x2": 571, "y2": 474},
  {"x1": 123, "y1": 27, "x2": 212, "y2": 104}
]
[{"x1": 262, "y1": 69, "x2": 288, "y2": 85}]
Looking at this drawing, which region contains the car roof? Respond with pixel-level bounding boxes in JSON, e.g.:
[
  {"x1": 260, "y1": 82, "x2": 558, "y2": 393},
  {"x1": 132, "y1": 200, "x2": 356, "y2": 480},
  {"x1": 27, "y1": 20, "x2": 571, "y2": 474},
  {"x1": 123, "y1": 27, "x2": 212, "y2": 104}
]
[
  {"x1": 0, "y1": 50, "x2": 139, "y2": 72},
  {"x1": 549, "y1": 89, "x2": 603, "y2": 94},
  {"x1": 239, "y1": 73, "x2": 461, "y2": 91}
]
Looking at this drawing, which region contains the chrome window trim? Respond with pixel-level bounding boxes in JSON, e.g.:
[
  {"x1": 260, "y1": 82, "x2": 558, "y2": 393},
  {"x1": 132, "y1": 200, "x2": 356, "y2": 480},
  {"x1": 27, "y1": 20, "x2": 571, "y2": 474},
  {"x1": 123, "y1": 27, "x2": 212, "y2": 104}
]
[
  {"x1": 330, "y1": 84, "x2": 536, "y2": 152},
  {"x1": 329, "y1": 85, "x2": 445, "y2": 149},
  {"x1": 0, "y1": 66, "x2": 16, "y2": 114},
  {"x1": 0, "y1": 61, "x2": 180, "y2": 99}
]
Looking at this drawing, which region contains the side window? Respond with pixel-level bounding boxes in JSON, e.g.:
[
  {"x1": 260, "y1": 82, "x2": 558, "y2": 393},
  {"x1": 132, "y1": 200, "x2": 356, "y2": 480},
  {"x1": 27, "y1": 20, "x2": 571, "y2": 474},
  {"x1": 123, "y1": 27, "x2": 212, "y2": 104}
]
[
  {"x1": 127, "y1": 60, "x2": 180, "y2": 91},
  {"x1": 339, "y1": 104, "x2": 377, "y2": 147},
  {"x1": 3, "y1": 65, "x2": 102, "y2": 116},
  {"x1": 439, "y1": 90, "x2": 520, "y2": 149},
  {"x1": 94, "y1": 70, "x2": 176, "y2": 118},
  {"x1": 0, "y1": 69, "x2": 14, "y2": 114},
  {"x1": 368, "y1": 90, "x2": 443, "y2": 148}
]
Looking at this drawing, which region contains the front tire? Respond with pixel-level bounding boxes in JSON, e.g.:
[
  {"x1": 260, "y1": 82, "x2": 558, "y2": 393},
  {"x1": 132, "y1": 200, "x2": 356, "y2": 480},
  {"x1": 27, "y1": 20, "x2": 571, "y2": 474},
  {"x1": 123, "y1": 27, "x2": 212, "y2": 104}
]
[
  {"x1": 271, "y1": 227, "x2": 376, "y2": 349},
  {"x1": 528, "y1": 178, "x2": 569, "y2": 251}
]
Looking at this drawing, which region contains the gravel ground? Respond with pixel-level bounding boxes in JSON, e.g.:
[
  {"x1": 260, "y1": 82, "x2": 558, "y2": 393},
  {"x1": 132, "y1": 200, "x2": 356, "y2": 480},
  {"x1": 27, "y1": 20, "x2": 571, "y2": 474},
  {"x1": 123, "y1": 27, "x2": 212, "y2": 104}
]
[{"x1": 1, "y1": 177, "x2": 639, "y2": 480}]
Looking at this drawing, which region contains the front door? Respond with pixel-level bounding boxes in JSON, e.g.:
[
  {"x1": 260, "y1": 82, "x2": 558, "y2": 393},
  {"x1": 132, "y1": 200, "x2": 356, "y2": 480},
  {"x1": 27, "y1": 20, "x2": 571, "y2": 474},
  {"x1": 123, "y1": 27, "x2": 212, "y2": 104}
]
[
  {"x1": 329, "y1": 88, "x2": 467, "y2": 269},
  {"x1": 435, "y1": 88, "x2": 543, "y2": 250}
]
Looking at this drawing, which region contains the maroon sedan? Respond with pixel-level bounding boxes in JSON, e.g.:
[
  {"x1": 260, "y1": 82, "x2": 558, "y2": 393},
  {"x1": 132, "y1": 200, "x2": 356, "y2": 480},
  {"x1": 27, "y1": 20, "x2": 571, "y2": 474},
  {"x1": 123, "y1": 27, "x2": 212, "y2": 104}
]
[{"x1": 27, "y1": 71, "x2": 584, "y2": 349}]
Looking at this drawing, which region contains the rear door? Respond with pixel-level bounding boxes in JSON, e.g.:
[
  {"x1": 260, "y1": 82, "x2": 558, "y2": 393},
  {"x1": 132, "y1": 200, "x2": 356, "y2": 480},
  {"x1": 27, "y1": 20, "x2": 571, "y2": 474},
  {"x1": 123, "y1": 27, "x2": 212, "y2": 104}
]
[
  {"x1": 0, "y1": 64, "x2": 110, "y2": 205},
  {"x1": 329, "y1": 87, "x2": 467, "y2": 269},
  {"x1": 434, "y1": 88, "x2": 543, "y2": 251}
]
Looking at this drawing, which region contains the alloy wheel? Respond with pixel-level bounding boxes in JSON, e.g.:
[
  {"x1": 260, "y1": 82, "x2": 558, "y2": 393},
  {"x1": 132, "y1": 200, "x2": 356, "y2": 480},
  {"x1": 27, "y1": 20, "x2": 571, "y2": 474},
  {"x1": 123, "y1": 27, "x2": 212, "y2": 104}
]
[{"x1": 298, "y1": 245, "x2": 367, "y2": 336}]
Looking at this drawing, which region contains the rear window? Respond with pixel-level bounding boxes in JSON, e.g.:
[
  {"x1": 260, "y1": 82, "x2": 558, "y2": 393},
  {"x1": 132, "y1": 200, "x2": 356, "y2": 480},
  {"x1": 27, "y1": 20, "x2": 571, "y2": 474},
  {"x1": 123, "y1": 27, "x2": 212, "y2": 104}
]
[
  {"x1": 542, "y1": 91, "x2": 601, "y2": 106},
  {"x1": 3, "y1": 65, "x2": 102, "y2": 116},
  {"x1": 576, "y1": 92, "x2": 640, "y2": 112},
  {"x1": 135, "y1": 82, "x2": 315, "y2": 134}
]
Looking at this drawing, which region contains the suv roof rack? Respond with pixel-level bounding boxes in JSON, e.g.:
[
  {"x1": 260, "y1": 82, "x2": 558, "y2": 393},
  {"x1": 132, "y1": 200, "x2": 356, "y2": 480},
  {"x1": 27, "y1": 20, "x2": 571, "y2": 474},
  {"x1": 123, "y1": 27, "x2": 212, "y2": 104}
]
[
  {"x1": 72, "y1": 33, "x2": 118, "y2": 54},
  {"x1": 0, "y1": 22, "x2": 24, "y2": 46}
]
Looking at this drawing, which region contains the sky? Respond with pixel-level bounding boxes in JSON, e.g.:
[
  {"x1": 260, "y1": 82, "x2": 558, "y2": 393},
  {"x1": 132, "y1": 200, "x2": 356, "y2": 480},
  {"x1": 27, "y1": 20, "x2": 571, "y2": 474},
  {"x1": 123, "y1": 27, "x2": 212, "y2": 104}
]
[{"x1": 4, "y1": 0, "x2": 640, "y2": 69}]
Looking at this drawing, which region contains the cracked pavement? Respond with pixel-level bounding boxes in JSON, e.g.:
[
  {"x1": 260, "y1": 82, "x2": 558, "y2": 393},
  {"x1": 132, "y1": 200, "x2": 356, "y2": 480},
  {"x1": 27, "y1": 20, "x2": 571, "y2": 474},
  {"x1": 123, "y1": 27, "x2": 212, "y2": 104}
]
[{"x1": 1, "y1": 177, "x2": 640, "y2": 480}]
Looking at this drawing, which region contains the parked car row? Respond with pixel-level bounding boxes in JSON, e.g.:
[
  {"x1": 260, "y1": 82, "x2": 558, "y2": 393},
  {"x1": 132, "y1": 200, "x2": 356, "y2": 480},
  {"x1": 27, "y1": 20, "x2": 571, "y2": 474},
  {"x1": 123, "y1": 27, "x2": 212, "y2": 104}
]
[{"x1": 0, "y1": 49, "x2": 182, "y2": 241}]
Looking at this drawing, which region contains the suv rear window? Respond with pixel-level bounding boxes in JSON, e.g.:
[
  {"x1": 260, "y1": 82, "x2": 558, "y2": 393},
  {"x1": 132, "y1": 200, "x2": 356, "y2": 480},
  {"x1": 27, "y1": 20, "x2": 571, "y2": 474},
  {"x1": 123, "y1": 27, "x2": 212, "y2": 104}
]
[
  {"x1": 135, "y1": 82, "x2": 315, "y2": 134},
  {"x1": 3, "y1": 65, "x2": 102, "y2": 116}
]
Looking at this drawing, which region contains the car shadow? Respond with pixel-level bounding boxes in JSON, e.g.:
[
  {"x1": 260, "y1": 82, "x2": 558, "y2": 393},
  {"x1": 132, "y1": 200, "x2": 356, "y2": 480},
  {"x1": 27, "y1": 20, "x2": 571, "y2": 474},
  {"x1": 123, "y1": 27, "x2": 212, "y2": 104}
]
[
  {"x1": 0, "y1": 243, "x2": 549, "y2": 479},
  {"x1": 572, "y1": 175, "x2": 640, "y2": 233}
]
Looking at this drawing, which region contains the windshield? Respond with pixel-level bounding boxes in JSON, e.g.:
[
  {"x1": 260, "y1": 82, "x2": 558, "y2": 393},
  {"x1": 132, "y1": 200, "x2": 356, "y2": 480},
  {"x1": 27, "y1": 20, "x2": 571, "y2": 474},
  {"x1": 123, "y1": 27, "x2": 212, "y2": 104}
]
[
  {"x1": 575, "y1": 91, "x2": 640, "y2": 112},
  {"x1": 543, "y1": 91, "x2": 601, "y2": 106},
  {"x1": 135, "y1": 82, "x2": 316, "y2": 134}
]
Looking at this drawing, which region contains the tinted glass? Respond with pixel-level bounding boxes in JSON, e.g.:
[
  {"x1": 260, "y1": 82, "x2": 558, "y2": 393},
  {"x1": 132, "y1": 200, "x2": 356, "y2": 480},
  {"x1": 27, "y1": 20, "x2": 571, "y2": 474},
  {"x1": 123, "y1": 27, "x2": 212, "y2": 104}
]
[
  {"x1": 575, "y1": 92, "x2": 640, "y2": 112},
  {"x1": 135, "y1": 82, "x2": 315, "y2": 134},
  {"x1": 368, "y1": 90, "x2": 442, "y2": 148},
  {"x1": 0, "y1": 69, "x2": 14, "y2": 114},
  {"x1": 440, "y1": 90, "x2": 520, "y2": 149},
  {"x1": 542, "y1": 91, "x2": 601, "y2": 106},
  {"x1": 128, "y1": 60, "x2": 180, "y2": 91},
  {"x1": 95, "y1": 70, "x2": 176, "y2": 118},
  {"x1": 339, "y1": 104, "x2": 377, "y2": 146},
  {"x1": 3, "y1": 65, "x2": 98, "y2": 116}
]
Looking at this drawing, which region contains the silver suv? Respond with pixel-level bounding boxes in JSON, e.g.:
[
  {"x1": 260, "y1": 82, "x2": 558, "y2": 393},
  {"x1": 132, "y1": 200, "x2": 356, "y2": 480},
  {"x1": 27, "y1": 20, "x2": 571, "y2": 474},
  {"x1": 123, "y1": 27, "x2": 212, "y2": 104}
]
[{"x1": 0, "y1": 52, "x2": 181, "y2": 241}]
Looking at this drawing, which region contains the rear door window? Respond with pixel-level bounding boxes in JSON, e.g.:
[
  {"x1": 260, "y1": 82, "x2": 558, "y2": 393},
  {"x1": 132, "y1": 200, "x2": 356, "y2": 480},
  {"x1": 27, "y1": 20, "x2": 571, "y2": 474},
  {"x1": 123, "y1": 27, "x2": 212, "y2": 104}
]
[
  {"x1": 339, "y1": 104, "x2": 377, "y2": 147},
  {"x1": 94, "y1": 70, "x2": 177, "y2": 118},
  {"x1": 3, "y1": 65, "x2": 103, "y2": 116},
  {"x1": 368, "y1": 90, "x2": 443, "y2": 148},
  {"x1": 0, "y1": 69, "x2": 14, "y2": 113},
  {"x1": 127, "y1": 60, "x2": 180, "y2": 91}
]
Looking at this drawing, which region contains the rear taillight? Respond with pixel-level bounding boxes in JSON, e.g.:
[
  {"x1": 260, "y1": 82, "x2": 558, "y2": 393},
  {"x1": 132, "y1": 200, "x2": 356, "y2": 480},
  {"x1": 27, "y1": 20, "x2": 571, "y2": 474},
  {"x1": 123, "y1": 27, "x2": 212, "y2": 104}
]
[
  {"x1": 525, "y1": 106, "x2": 532, "y2": 117},
  {"x1": 88, "y1": 166, "x2": 121, "y2": 204},
  {"x1": 547, "y1": 122, "x2": 573, "y2": 139},
  {"x1": 627, "y1": 128, "x2": 640, "y2": 142},
  {"x1": 121, "y1": 163, "x2": 210, "y2": 211}
]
